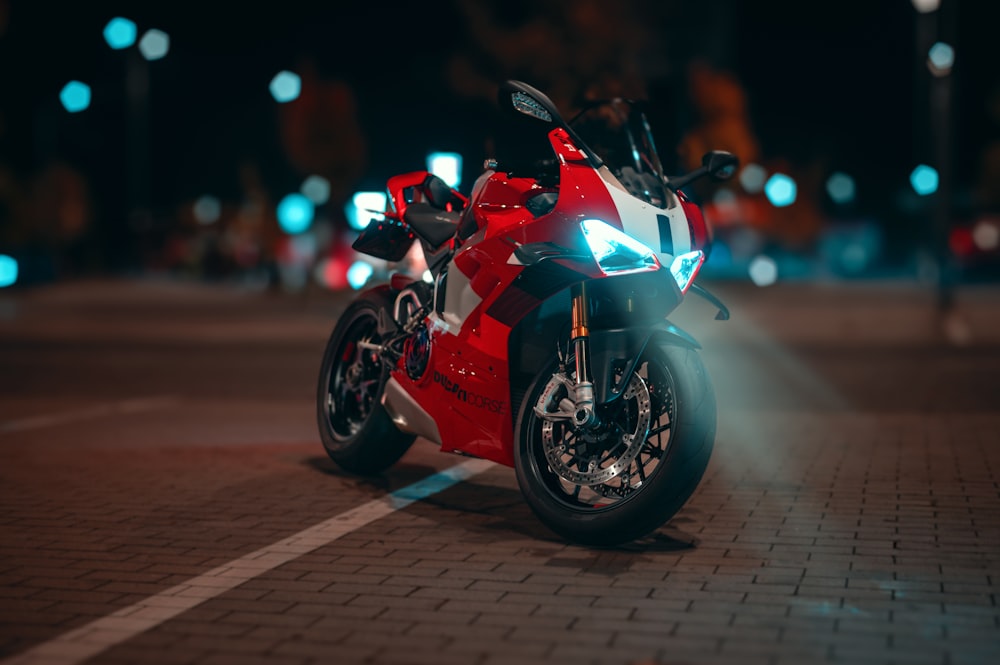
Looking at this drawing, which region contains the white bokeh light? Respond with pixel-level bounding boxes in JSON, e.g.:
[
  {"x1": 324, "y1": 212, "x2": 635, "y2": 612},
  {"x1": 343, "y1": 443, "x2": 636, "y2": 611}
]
[
  {"x1": 300, "y1": 175, "x2": 331, "y2": 205},
  {"x1": 138, "y1": 29, "x2": 170, "y2": 61},
  {"x1": 427, "y1": 152, "x2": 463, "y2": 188},
  {"x1": 748, "y1": 255, "x2": 778, "y2": 287},
  {"x1": 972, "y1": 221, "x2": 1000, "y2": 251},
  {"x1": 738, "y1": 163, "x2": 767, "y2": 194},
  {"x1": 193, "y1": 195, "x2": 221, "y2": 225}
]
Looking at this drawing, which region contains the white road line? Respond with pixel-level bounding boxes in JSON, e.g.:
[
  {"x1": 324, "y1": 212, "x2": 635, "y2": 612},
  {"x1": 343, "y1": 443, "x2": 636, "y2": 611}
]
[
  {"x1": 0, "y1": 397, "x2": 178, "y2": 434},
  {"x1": 0, "y1": 457, "x2": 494, "y2": 665}
]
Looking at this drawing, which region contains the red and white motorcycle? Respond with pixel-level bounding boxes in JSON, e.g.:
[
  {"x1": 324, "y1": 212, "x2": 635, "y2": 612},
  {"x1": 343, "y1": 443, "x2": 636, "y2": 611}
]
[{"x1": 317, "y1": 81, "x2": 737, "y2": 546}]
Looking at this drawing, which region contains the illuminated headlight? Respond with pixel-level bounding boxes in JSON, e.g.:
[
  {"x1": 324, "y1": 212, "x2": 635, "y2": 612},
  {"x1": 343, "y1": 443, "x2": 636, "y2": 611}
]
[
  {"x1": 580, "y1": 219, "x2": 658, "y2": 274},
  {"x1": 669, "y1": 250, "x2": 705, "y2": 294}
]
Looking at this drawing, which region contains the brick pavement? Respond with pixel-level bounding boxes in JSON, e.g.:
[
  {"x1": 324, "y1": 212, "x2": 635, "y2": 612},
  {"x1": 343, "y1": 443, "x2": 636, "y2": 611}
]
[{"x1": 0, "y1": 279, "x2": 998, "y2": 665}]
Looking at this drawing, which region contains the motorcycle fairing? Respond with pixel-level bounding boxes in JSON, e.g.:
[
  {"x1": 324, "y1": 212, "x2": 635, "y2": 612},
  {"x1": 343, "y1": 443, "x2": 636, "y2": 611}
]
[{"x1": 385, "y1": 125, "x2": 693, "y2": 467}]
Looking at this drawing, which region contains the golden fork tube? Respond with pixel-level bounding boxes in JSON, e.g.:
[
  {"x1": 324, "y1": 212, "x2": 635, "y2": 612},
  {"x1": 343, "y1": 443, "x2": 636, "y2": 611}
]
[
  {"x1": 569, "y1": 283, "x2": 598, "y2": 427},
  {"x1": 570, "y1": 282, "x2": 590, "y2": 341}
]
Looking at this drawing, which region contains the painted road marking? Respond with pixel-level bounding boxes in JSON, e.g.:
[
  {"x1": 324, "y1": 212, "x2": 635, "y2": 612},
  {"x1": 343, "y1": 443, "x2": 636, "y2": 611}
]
[
  {"x1": 0, "y1": 458, "x2": 494, "y2": 665},
  {"x1": 0, "y1": 397, "x2": 178, "y2": 434}
]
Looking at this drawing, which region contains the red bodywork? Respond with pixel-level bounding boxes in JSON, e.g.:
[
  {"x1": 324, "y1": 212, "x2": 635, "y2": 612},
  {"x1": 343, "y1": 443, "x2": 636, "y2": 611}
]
[{"x1": 383, "y1": 128, "x2": 706, "y2": 468}]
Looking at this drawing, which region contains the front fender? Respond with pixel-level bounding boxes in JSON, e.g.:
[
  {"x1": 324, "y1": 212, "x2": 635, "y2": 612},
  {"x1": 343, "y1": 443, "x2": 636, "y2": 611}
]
[{"x1": 591, "y1": 321, "x2": 700, "y2": 405}]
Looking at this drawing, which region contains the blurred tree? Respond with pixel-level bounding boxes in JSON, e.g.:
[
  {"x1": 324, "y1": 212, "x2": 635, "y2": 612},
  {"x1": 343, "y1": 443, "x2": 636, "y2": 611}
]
[
  {"x1": 975, "y1": 84, "x2": 1000, "y2": 211},
  {"x1": 279, "y1": 60, "x2": 366, "y2": 208},
  {"x1": 676, "y1": 62, "x2": 759, "y2": 172},
  {"x1": 447, "y1": 0, "x2": 675, "y2": 108}
]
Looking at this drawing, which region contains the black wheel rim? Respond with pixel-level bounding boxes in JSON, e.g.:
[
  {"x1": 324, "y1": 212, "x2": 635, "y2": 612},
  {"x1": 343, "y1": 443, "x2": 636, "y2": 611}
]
[
  {"x1": 528, "y1": 356, "x2": 676, "y2": 512},
  {"x1": 323, "y1": 311, "x2": 384, "y2": 442}
]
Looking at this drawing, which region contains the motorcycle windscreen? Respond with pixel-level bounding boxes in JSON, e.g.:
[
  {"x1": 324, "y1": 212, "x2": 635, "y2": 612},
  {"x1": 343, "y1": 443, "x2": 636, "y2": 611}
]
[{"x1": 351, "y1": 220, "x2": 415, "y2": 262}]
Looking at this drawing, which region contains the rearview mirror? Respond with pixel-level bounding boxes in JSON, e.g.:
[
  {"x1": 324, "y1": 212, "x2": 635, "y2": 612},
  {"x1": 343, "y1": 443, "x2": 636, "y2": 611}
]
[
  {"x1": 512, "y1": 91, "x2": 553, "y2": 122},
  {"x1": 702, "y1": 151, "x2": 739, "y2": 181}
]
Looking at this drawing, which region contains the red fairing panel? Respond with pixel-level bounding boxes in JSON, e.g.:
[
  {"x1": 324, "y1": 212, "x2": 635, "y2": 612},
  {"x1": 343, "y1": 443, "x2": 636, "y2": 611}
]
[{"x1": 388, "y1": 126, "x2": 680, "y2": 467}]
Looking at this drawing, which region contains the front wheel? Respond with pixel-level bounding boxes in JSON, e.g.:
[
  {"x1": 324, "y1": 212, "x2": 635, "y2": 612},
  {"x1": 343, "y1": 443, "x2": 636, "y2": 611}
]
[
  {"x1": 514, "y1": 343, "x2": 716, "y2": 546},
  {"x1": 316, "y1": 289, "x2": 415, "y2": 474}
]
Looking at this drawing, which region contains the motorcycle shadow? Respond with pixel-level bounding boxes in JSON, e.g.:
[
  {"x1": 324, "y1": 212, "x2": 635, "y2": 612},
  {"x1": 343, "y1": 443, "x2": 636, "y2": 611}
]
[{"x1": 304, "y1": 456, "x2": 699, "y2": 553}]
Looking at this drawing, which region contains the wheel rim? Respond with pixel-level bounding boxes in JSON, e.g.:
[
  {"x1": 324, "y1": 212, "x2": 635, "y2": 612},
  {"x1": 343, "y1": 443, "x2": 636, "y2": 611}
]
[
  {"x1": 528, "y1": 356, "x2": 676, "y2": 512},
  {"x1": 323, "y1": 311, "x2": 384, "y2": 442}
]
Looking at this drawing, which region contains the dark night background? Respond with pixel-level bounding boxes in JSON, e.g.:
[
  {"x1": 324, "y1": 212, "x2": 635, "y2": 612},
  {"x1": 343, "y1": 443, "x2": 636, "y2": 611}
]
[{"x1": 2, "y1": 0, "x2": 1000, "y2": 284}]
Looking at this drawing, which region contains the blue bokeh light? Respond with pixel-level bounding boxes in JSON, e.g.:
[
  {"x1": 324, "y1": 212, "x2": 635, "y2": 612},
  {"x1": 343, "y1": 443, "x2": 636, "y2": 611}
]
[
  {"x1": 103, "y1": 17, "x2": 137, "y2": 50},
  {"x1": 59, "y1": 81, "x2": 91, "y2": 113},
  {"x1": 826, "y1": 172, "x2": 856, "y2": 205},
  {"x1": 138, "y1": 29, "x2": 170, "y2": 61},
  {"x1": 0, "y1": 254, "x2": 18, "y2": 288},
  {"x1": 345, "y1": 191, "x2": 387, "y2": 231},
  {"x1": 764, "y1": 173, "x2": 797, "y2": 207},
  {"x1": 928, "y1": 42, "x2": 955, "y2": 74},
  {"x1": 347, "y1": 261, "x2": 374, "y2": 290},
  {"x1": 277, "y1": 194, "x2": 314, "y2": 234},
  {"x1": 269, "y1": 71, "x2": 301, "y2": 103},
  {"x1": 427, "y1": 152, "x2": 463, "y2": 188},
  {"x1": 910, "y1": 164, "x2": 939, "y2": 196}
]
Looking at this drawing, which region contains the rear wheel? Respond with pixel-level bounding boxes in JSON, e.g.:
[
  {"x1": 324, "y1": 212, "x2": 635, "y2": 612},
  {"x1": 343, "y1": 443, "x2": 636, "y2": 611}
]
[
  {"x1": 316, "y1": 290, "x2": 415, "y2": 474},
  {"x1": 515, "y1": 343, "x2": 716, "y2": 546}
]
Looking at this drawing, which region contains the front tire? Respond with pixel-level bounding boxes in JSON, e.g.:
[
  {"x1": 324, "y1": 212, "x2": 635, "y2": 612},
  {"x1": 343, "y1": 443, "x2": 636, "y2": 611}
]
[
  {"x1": 316, "y1": 289, "x2": 415, "y2": 474},
  {"x1": 514, "y1": 343, "x2": 716, "y2": 546}
]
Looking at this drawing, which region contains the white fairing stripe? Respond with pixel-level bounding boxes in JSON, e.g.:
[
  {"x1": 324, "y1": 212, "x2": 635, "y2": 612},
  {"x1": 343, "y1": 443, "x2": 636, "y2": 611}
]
[
  {"x1": 597, "y1": 166, "x2": 691, "y2": 264},
  {"x1": 440, "y1": 257, "x2": 481, "y2": 331}
]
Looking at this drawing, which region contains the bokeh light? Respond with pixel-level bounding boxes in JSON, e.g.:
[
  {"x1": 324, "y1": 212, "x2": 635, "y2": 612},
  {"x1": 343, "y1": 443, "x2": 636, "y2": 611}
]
[
  {"x1": 345, "y1": 191, "x2": 387, "y2": 231},
  {"x1": 911, "y1": 0, "x2": 941, "y2": 14},
  {"x1": 59, "y1": 81, "x2": 91, "y2": 113},
  {"x1": 347, "y1": 260, "x2": 374, "y2": 290},
  {"x1": 313, "y1": 258, "x2": 347, "y2": 290},
  {"x1": 193, "y1": 195, "x2": 221, "y2": 225},
  {"x1": 972, "y1": 220, "x2": 999, "y2": 251},
  {"x1": 103, "y1": 17, "x2": 137, "y2": 50},
  {"x1": 300, "y1": 175, "x2": 331, "y2": 205},
  {"x1": 910, "y1": 164, "x2": 939, "y2": 196},
  {"x1": 0, "y1": 254, "x2": 18, "y2": 288},
  {"x1": 927, "y1": 42, "x2": 955, "y2": 76},
  {"x1": 138, "y1": 29, "x2": 170, "y2": 61},
  {"x1": 748, "y1": 255, "x2": 778, "y2": 286},
  {"x1": 427, "y1": 152, "x2": 463, "y2": 188},
  {"x1": 269, "y1": 71, "x2": 301, "y2": 103},
  {"x1": 825, "y1": 172, "x2": 856, "y2": 205},
  {"x1": 738, "y1": 163, "x2": 767, "y2": 193},
  {"x1": 764, "y1": 173, "x2": 797, "y2": 207},
  {"x1": 712, "y1": 187, "x2": 737, "y2": 206},
  {"x1": 276, "y1": 194, "x2": 314, "y2": 234}
]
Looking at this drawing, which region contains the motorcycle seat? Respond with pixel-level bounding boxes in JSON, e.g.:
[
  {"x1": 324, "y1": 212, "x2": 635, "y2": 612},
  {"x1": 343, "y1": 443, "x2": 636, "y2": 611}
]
[{"x1": 403, "y1": 204, "x2": 462, "y2": 247}]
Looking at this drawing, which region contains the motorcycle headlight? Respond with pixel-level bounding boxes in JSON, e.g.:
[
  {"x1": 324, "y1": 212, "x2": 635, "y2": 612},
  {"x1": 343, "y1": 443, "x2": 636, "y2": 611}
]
[
  {"x1": 580, "y1": 219, "x2": 658, "y2": 274},
  {"x1": 668, "y1": 250, "x2": 705, "y2": 294}
]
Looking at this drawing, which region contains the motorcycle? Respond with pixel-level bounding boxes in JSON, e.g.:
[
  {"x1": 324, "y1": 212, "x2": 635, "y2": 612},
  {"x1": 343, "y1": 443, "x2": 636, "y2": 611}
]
[{"x1": 317, "y1": 80, "x2": 737, "y2": 546}]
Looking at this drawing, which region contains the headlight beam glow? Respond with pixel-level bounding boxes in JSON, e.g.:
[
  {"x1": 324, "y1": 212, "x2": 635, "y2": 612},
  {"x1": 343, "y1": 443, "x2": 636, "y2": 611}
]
[{"x1": 580, "y1": 219, "x2": 658, "y2": 274}]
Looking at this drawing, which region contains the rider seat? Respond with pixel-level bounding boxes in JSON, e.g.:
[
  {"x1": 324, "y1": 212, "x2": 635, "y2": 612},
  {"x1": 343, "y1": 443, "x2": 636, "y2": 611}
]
[{"x1": 402, "y1": 174, "x2": 463, "y2": 248}]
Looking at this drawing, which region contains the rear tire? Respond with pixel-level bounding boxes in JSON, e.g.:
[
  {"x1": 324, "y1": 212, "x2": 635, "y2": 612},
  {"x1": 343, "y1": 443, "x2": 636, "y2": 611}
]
[
  {"x1": 514, "y1": 343, "x2": 716, "y2": 546},
  {"x1": 316, "y1": 289, "x2": 415, "y2": 474}
]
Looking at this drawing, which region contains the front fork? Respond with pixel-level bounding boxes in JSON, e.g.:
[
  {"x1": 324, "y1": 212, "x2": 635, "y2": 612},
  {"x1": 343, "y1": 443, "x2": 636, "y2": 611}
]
[
  {"x1": 568, "y1": 283, "x2": 599, "y2": 428},
  {"x1": 532, "y1": 282, "x2": 605, "y2": 428}
]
